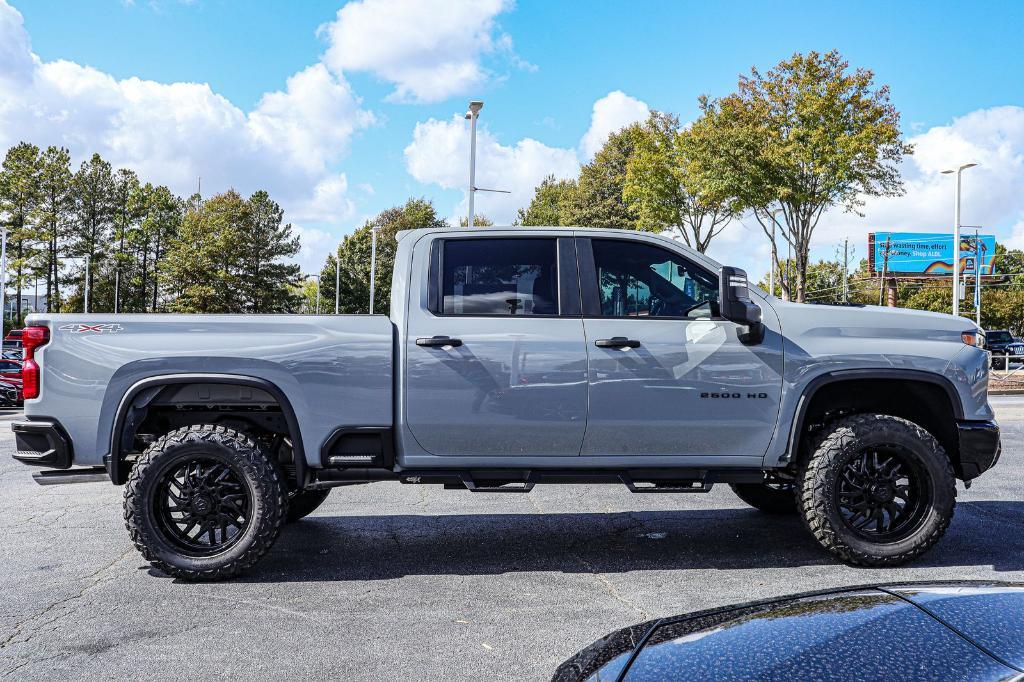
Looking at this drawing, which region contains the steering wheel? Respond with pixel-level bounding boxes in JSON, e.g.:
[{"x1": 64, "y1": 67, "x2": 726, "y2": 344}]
[{"x1": 648, "y1": 295, "x2": 665, "y2": 317}]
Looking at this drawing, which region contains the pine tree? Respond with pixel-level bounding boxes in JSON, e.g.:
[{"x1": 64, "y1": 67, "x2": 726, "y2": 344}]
[
  {"x1": 240, "y1": 191, "x2": 301, "y2": 313},
  {"x1": 69, "y1": 154, "x2": 114, "y2": 312},
  {"x1": 34, "y1": 147, "x2": 73, "y2": 313},
  {"x1": 0, "y1": 142, "x2": 42, "y2": 323}
]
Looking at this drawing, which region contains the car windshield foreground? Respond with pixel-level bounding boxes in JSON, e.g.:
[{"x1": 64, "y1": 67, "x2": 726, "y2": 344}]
[
  {"x1": 553, "y1": 582, "x2": 1024, "y2": 682},
  {"x1": 11, "y1": 226, "x2": 1001, "y2": 580}
]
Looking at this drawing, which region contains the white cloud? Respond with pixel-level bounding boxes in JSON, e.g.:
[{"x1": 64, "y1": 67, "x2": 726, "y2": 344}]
[
  {"x1": 404, "y1": 90, "x2": 651, "y2": 224},
  {"x1": 319, "y1": 0, "x2": 520, "y2": 104},
  {"x1": 579, "y1": 90, "x2": 650, "y2": 160},
  {"x1": 707, "y1": 105, "x2": 1024, "y2": 280},
  {"x1": 405, "y1": 116, "x2": 579, "y2": 224},
  {"x1": 0, "y1": 0, "x2": 373, "y2": 254}
]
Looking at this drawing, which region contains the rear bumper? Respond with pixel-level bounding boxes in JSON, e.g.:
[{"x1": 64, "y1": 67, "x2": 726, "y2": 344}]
[
  {"x1": 12, "y1": 419, "x2": 72, "y2": 469},
  {"x1": 956, "y1": 419, "x2": 1001, "y2": 480}
]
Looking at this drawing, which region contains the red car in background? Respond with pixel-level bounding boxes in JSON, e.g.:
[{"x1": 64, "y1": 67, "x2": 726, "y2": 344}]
[{"x1": 0, "y1": 354, "x2": 23, "y2": 406}]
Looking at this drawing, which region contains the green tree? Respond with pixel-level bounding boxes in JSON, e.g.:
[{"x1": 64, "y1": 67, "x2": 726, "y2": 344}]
[
  {"x1": 319, "y1": 198, "x2": 447, "y2": 315},
  {"x1": 69, "y1": 153, "x2": 114, "y2": 312},
  {"x1": 516, "y1": 175, "x2": 575, "y2": 226},
  {"x1": 240, "y1": 190, "x2": 302, "y2": 313},
  {"x1": 165, "y1": 191, "x2": 249, "y2": 313},
  {"x1": 110, "y1": 169, "x2": 144, "y2": 313},
  {"x1": 165, "y1": 189, "x2": 301, "y2": 314},
  {"x1": 0, "y1": 142, "x2": 42, "y2": 323},
  {"x1": 33, "y1": 146, "x2": 73, "y2": 313},
  {"x1": 685, "y1": 51, "x2": 912, "y2": 302},
  {"x1": 624, "y1": 112, "x2": 734, "y2": 252},
  {"x1": 561, "y1": 124, "x2": 645, "y2": 229},
  {"x1": 458, "y1": 214, "x2": 493, "y2": 227},
  {"x1": 142, "y1": 186, "x2": 184, "y2": 311}
]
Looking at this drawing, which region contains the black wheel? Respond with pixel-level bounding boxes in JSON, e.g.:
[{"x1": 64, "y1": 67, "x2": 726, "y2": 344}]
[
  {"x1": 729, "y1": 481, "x2": 797, "y2": 514},
  {"x1": 993, "y1": 354, "x2": 1006, "y2": 370},
  {"x1": 286, "y1": 487, "x2": 332, "y2": 523},
  {"x1": 798, "y1": 414, "x2": 956, "y2": 567},
  {"x1": 124, "y1": 425, "x2": 287, "y2": 581}
]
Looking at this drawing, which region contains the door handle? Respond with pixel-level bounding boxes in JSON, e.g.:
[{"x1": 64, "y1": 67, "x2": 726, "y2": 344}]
[
  {"x1": 595, "y1": 337, "x2": 640, "y2": 349},
  {"x1": 416, "y1": 336, "x2": 463, "y2": 348}
]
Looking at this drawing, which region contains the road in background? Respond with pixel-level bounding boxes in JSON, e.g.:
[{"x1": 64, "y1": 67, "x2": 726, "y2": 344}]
[{"x1": 2, "y1": 399, "x2": 1022, "y2": 680}]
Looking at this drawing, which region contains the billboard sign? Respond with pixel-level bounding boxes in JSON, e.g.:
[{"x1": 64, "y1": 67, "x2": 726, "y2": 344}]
[{"x1": 868, "y1": 232, "x2": 997, "y2": 276}]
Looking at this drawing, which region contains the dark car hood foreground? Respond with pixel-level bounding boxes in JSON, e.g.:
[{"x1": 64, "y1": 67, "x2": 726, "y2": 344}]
[{"x1": 553, "y1": 582, "x2": 1024, "y2": 682}]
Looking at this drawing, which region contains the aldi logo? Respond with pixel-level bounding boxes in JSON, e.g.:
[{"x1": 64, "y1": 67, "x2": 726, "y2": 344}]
[{"x1": 59, "y1": 323, "x2": 123, "y2": 334}]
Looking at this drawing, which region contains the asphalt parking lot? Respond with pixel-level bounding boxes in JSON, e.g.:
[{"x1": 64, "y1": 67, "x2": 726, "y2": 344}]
[{"x1": 2, "y1": 400, "x2": 1022, "y2": 681}]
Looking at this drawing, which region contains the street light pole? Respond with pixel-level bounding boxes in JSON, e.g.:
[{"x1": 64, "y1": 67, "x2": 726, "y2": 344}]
[
  {"x1": 465, "y1": 100, "x2": 483, "y2": 228},
  {"x1": 369, "y1": 226, "x2": 378, "y2": 314},
  {"x1": 0, "y1": 228, "x2": 7, "y2": 330},
  {"x1": 942, "y1": 163, "x2": 978, "y2": 317},
  {"x1": 84, "y1": 256, "x2": 90, "y2": 313},
  {"x1": 335, "y1": 254, "x2": 340, "y2": 315}
]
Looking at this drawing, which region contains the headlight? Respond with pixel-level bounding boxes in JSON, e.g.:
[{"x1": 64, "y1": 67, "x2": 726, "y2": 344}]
[{"x1": 962, "y1": 330, "x2": 985, "y2": 348}]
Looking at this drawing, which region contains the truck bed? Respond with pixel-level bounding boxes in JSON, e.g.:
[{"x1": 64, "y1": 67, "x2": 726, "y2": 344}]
[{"x1": 25, "y1": 314, "x2": 394, "y2": 468}]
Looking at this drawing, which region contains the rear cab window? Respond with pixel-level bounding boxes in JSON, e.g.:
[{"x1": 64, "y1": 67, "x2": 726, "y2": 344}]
[{"x1": 441, "y1": 238, "x2": 558, "y2": 316}]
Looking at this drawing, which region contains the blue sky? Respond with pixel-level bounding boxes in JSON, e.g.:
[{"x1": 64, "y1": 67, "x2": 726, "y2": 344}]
[{"x1": 5, "y1": 0, "x2": 1024, "y2": 277}]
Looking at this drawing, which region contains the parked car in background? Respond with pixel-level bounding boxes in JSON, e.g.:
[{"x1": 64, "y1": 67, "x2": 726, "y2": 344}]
[
  {"x1": 554, "y1": 582, "x2": 1024, "y2": 681},
  {"x1": 3, "y1": 329, "x2": 23, "y2": 360},
  {"x1": 983, "y1": 329, "x2": 1020, "y2": 369},
  {"x1": 0, "y1": 358, "x2": 22, "y2": 379},
  {"x1": 0, "y1": 377, "x2": 20, "y2": 407}
]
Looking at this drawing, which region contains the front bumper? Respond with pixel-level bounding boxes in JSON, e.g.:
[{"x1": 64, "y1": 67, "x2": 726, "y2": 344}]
[
  {"x1": 955, "y1": 420, "x2": 1001, "y2": 480},
  {"x1": 12, "y1": 420, "x2": 72, "y2": 469}
]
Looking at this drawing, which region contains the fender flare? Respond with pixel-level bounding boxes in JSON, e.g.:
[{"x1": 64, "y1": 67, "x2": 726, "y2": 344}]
[
  {"x1": 105, "y1": 373, "x2": 307, "y2": 487},
  {"x1": 784, "y1": 368, "x2": 964, "y2": 462}
]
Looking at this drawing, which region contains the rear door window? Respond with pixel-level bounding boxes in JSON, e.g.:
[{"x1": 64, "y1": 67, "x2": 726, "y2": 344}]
[{"x1": 442, "y1": 239, "x2": 558, "y2": 316}]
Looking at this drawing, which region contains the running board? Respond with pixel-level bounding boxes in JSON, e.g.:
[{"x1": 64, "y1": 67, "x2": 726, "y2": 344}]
[
  {"x1": 312, "y1": 467, "x2": 762, "y2": 492},
  {"x1": 33, "y1": 467, "x2": 109, "y2": 485}
]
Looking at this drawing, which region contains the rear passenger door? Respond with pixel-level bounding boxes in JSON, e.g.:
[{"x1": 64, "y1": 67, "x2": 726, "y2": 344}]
[
  {"x1": 578, "y1": 236, "x2": 783, "y2": 460},
  {"x1": 404, "y1": 236, "x2": 589, "y2": 457}
]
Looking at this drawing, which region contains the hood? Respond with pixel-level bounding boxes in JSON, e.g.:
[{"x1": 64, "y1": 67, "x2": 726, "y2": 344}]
[
  {"x1": 763, "y1": 298, "x2": 977, "y2": 343},
  {"x1": 554, "y1": 582, "x2": 1024, "y2": 681}
]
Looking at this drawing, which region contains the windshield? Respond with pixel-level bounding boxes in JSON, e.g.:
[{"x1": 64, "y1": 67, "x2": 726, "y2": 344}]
[{"x1": 988, "y1": 331, "x2": 1012, "y2": 342}]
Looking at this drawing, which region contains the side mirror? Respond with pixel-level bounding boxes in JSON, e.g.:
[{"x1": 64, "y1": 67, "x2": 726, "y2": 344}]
[{"x1": 719, "y1": 266, "x2": 764, "y2": 344}]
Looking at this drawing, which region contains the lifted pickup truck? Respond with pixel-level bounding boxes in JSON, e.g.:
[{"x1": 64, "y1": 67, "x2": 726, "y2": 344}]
[{"x1": 13, "y1": 227, "x2": 1000, "y2": 580}]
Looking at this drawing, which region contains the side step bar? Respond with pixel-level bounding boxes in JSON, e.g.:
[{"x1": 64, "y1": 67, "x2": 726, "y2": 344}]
[
  {"x1": 33, "y1": 467, "x2": 109, "y2": 486},
  {"x1": 312, "y1": 467, "x2": 763, "y2": 492}
]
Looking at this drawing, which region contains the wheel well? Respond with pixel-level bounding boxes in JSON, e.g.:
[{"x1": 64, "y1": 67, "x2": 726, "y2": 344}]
[
  {"x1": 793, "y1": 378, "x2": 960, "y2": 473},
  {"x1": 111, "y1": 378, "x2": 306, "y2": 487}
]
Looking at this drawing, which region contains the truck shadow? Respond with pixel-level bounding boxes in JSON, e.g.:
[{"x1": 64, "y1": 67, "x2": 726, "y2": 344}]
[{"x1": 236, "y1": 500, "x2": 1024, "y2": 583}]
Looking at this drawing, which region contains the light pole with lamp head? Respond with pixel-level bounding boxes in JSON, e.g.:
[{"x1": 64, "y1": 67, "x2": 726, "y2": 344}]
[
  {"x1": 465, "y1": 100, "x2": 483, "y2": 228},
  {"x1": 941, "y1": 162, "x2": 978, "y2": 317},
  {"x1": 307, "y1": 274, "x2": 321, "y2": 315}
]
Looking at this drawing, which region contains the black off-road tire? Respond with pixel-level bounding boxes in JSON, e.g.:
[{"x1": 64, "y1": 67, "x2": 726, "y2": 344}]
[
  {"x1": 286, "y1": 488, "x2": 332, "y2": 523},
  {"x1": 730, "y1": 481, "x2": 798, "y2": 514},
  {"x1": 124, "y1": 425, "x2": 287, "y2": 581},
  {"x1": 797, "y1": 414, "x2": 956, "y2": 567}
]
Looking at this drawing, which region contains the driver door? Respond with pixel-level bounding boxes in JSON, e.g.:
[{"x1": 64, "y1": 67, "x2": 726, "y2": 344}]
[{"x1": 578, "y1": 236, "x2": 783, "y2": 459}]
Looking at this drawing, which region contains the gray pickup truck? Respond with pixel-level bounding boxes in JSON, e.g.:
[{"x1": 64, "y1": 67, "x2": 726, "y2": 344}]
[{"x1": 12, "y1": 226, "x2": 1000, "y2": 580}]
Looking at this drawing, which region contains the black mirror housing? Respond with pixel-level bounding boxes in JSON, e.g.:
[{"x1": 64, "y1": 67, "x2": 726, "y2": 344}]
[{"x1": 719, "y1": 266, "x2": 764, "y2": 344}]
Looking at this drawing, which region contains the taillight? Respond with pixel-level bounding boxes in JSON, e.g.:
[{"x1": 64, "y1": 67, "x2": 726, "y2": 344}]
[{"x1": 21, "y1": 325, "x2": 49, "y2": 399}]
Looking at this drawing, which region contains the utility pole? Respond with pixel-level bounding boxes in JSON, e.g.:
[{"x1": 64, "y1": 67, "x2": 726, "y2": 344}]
[
  {"x1": 335, "y1": 254, "x2": 340, "y2": 315},
  {"x1": 842, "y1": 237, "x2": 849, "y2": 304},
  {"x1": 942, "y1": 163, "x2": 978, "y2": 316},
  {"x1": 878, "y1": 236, "x2": 891, "y2": 306}
]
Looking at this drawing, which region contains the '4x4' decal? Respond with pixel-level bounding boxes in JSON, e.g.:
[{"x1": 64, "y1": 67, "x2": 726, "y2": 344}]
[{"x1": 59, "y1": 323, "x2": 123, "y2": 334}]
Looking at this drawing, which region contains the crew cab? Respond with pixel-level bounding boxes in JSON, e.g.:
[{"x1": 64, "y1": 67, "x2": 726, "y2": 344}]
[{"x1": 12, "y1": 227, "x2": 1001, "y2": 580}]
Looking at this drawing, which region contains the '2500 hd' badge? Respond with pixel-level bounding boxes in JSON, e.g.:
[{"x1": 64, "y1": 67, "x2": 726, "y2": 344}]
[{"x1": 59, "y1": 323, "x2": 123, "y2": 334}]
